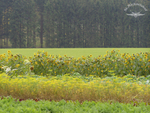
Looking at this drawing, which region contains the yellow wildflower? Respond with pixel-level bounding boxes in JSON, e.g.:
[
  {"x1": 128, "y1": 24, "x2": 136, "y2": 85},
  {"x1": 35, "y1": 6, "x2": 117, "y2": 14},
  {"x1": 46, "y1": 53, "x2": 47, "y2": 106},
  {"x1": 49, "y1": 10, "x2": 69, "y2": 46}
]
[
  {"x1": 16, "y1": 64, "x2": 20, "y2": 68},
  {"x1": 89, "y1": 54, "x2": 92, "y2": 57},
  {"x1": 7, "y1": 50, "x2": 11, "y2": 54}
]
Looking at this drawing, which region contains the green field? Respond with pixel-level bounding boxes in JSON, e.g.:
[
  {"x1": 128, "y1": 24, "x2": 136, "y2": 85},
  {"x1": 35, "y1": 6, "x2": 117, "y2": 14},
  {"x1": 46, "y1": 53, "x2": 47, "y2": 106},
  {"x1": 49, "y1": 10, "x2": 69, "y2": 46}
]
[{"x1": 0, "y1": 48, "x2": 150, "y2": 58}]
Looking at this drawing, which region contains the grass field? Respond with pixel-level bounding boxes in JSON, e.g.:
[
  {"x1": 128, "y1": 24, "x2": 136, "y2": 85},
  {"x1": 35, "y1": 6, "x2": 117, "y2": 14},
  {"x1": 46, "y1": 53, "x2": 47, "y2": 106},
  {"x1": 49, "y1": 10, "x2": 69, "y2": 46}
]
[{"x1": 0, "y1": 48, "x2": 150, "y2": 58}]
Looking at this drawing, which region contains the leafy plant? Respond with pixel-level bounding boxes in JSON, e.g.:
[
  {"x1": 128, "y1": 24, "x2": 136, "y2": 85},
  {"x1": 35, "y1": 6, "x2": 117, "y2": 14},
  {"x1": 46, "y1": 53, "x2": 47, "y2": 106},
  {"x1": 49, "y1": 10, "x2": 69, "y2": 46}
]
[
  {"x1": 0, "y1": 96, "x2": 150, "y2": 113},
  {"x1": 0, "y1": 50, "x2": 150, "y2": 77}
]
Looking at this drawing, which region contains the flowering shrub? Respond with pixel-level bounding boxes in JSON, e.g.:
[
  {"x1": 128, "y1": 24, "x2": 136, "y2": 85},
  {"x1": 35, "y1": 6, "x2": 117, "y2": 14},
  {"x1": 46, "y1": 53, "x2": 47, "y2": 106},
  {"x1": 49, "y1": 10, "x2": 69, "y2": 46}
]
[
  {"x1": 0, "y1": 73, "x2": 150, "y2": 103},
  {"x1": 0, "y1": 50, "x2": 150, "y2": 77},
  {"x1": 0, "y1": 51, "x2": 34, "y2": 77}
]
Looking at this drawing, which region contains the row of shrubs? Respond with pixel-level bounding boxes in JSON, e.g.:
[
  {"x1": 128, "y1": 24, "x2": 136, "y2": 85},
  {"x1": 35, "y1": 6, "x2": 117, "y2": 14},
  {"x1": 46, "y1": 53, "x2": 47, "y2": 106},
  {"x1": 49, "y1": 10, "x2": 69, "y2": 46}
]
[{"x1": 0, "y1": 50, "x2": 150, "y2": 77}]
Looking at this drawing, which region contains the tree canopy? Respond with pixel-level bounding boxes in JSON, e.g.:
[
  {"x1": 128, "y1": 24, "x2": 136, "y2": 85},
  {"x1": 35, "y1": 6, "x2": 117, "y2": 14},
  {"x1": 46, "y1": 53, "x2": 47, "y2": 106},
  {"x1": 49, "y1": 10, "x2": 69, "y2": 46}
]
[{"x1": 0, "y1": 0, "x2": 150, "y2": 48}]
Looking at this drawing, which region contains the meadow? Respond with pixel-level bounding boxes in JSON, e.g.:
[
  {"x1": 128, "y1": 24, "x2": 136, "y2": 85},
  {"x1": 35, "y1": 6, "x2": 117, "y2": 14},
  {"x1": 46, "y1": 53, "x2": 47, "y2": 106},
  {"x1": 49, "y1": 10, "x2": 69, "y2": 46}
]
[
  {"x1": 0, "y1": 48, "x2": 150, "y2": 58},
  {"x1": 0, "y1": 48, "x2": 150, "y2": 112}
]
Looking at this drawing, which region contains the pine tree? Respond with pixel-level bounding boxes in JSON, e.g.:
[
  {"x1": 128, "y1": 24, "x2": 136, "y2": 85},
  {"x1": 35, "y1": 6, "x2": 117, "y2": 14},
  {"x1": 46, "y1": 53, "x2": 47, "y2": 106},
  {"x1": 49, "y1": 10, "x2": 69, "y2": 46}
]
[
  {"x1": 9, "y1": 0, "x2": 26, "y2": 48},
  {"x1": 35, "y1": 0, "x2": 46, "y2": 48}
]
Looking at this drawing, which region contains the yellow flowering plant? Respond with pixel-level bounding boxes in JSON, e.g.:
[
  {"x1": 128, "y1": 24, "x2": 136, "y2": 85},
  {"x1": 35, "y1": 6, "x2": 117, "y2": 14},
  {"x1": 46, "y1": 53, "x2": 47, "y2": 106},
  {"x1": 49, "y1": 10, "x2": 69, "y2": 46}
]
[
  {"x1": 0, "y1": 50, "x2": 150, "y2": 77},
  {"x1": 0, "y1": 51, "x2": 34, "y2": 76},
  {"x1": 30, "y1": 50, "x2": 149, "y2": 77},
  {"x1": 0, "y1": 73, "x2": 150, "y2": 103}
]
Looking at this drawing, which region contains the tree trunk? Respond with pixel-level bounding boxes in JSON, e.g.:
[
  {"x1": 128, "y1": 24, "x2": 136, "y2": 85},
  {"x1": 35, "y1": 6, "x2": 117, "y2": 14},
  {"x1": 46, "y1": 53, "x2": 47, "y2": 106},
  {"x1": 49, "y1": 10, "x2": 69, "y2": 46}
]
[
  {"x1": 40, "y1": 13, "x2": 44, "y2": 48},
  {"x1": 27, "y1": 21, "x2": 29, "y2": 48},
  {"x1": 33, "y1": 24, "x2": 36, "y2": 48},
  {"x1": 19, "y1": 22, "x2": 22, "y2": 48}
]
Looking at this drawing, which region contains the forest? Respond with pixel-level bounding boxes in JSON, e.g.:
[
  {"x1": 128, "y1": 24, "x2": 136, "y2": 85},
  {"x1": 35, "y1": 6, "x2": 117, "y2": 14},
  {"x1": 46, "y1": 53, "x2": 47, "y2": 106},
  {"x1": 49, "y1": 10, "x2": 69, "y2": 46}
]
[{"x1": 0, "y1": 0, "x2": 150, "y2": 48}]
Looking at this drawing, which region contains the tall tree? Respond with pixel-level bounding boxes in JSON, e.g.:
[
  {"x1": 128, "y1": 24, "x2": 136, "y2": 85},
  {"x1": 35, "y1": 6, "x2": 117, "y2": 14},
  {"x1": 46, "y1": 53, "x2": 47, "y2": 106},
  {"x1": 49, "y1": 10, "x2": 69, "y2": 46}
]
[
  {"x1": 35, "y1": 0, "x2": 46, "y2": 48},
  {"x1": 9, "y1": 0, "x2": 27, "y2": 48}
]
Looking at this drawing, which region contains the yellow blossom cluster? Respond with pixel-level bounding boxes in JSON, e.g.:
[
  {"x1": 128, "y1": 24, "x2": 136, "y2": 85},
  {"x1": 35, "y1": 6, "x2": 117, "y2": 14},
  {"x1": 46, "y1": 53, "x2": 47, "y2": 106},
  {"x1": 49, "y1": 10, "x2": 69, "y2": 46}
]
[
  {"x1": 0, "y1": 50, "x2": 150, "y2": 77},
  {"x1": 0, "y1": 73, "x2": 150, "y2": 103}
]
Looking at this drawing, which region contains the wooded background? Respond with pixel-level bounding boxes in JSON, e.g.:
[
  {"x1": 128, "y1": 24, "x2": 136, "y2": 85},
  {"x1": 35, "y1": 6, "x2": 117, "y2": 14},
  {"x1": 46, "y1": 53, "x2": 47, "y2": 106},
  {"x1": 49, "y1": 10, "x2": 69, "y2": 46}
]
[{"x1": 0, "y1": 0, "x2": 150, "y2": 48}]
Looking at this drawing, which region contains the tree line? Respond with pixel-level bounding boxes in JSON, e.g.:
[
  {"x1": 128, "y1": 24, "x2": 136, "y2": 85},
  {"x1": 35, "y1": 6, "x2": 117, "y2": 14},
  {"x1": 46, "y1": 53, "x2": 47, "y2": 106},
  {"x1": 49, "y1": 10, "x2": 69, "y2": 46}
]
[{"x1": 0, "y1": 0, "x2": 150, "y2": 48}]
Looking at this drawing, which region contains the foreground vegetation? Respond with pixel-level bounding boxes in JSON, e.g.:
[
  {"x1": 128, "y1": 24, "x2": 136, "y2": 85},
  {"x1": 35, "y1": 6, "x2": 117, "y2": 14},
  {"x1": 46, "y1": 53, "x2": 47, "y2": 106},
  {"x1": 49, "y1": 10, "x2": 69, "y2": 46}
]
[
  {"x1": 1, "y1": 96, "x2": 150, "y2": 113},
  {"x1": 0, "y1": 73, "x2": 150, "y2": 104},
  {"x1": 0, "y1": 49, "x2": 150, "y2": 111}
]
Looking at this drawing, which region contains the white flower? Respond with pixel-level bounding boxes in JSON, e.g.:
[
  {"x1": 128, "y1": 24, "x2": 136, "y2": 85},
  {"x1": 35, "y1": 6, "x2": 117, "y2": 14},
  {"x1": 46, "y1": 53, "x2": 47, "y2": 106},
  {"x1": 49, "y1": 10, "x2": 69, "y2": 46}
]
[
  {"x1": 2, "y1": 66, "x2": 17, "y2": 75},
  {"x1": 2, "y1": 66, "x2": 8, "y2": 70},
  {"x1": 2, "y1": 66, "x2": 11, "y2": 73},
  {"x1": 12, "y1": 69, "x2": 17, "y2": 71},
  {"x1": 24, "y1": 59, "x2": 31, "y2": 65},
  {"x1": 5, "y1": 67, "x2": 11, "y2": 73},
  {"x1": 146, "y1": 80, "x2": 149, "y2": 84}
]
